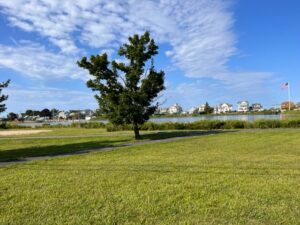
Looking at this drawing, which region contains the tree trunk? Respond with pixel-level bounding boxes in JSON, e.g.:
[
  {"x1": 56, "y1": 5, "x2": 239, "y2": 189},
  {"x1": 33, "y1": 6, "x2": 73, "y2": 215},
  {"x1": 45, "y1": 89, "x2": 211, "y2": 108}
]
[{"x1": 133, "y1": 123, "x2": 141, "y2": 140}]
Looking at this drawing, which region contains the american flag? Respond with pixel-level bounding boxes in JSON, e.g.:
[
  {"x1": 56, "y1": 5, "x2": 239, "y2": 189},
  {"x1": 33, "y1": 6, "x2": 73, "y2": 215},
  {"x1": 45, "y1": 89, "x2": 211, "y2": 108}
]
[{"x1": 281, "y1": 82, "x2": 289, "y2": 89}]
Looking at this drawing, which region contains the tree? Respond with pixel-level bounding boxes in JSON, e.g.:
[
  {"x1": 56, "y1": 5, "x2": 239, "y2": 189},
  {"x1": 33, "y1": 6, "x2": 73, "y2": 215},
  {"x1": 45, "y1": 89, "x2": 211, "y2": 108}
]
[
  {"x1": 25, "y1": 109, "x2": 40, "y2": 117},
  {"x1": 204, "y1": 102, "x2": 214, "y2": 114},
  {"x1": 25, "y1": 109, "x2": 33, "y2": 116},
  {"x1": 7, "y1": 112, "x2": 18, "y2": 121},
  {"x1": 51, "y1": 108, "x2": 59, "y2": 118},
  {"x1": 78, "y1": 32, "x2": 165, "y2": 139},
  {"x1": 40, "y1": 108, "x2": 52, "y2": 118},
  {"x1": 0, "y1": 80, "x2": 10, "y2": 115}
]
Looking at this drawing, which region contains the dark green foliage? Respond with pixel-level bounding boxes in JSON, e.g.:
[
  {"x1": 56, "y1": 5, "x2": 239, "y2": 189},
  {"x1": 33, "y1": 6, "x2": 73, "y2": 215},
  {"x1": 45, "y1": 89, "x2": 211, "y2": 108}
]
[
  {"x1": 50, "y1": 108, "x2": 59, "y2": 117},
  {"x1": 25, "y1": 110, "x2": 41, "y2": 116},
  {"x1": 7, "y1": 112, "x2": 18, "y2": 121},
  {"x1": 203, "y1": 102, "x2": 214, "y2": 114},
  {"x1": 40, "y1": 108, "x2": 52, "y2": 118},
  {"x1": 0, "y1": 79, "x2": 10, "y2": 114},
  {"x1": 78, "y1": 32, "x2": 165, "y2": 139}
]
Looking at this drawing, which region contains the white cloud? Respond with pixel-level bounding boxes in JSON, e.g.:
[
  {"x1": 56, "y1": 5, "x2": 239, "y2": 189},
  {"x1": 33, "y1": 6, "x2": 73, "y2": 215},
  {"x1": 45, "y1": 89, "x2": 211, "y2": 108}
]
[
  {"x1": 0, "y1": 0, "x2": 273, "y2": 95},
  {"x1": 0, "y1": 42, "x2": 86, "y2": 80},
  {"x1": 0, "y1": 0, "x2": 237, "y2": 79},
  {"x1": 5, "y1": 85, "x2": 97, "y2": 112}
]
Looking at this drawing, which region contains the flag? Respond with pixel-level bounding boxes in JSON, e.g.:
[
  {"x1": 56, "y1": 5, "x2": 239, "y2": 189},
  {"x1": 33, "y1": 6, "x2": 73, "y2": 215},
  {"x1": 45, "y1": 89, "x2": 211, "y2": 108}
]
[{"x1": 281, "y1": 82, "x2": 289, "y2": 89}]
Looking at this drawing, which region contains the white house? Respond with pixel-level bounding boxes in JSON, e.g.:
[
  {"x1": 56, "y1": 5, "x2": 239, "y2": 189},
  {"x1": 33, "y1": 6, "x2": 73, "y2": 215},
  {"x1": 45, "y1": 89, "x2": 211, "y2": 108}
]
[
  {"x1": 198, "y1": 104, "x2": 206, "y2": 113},
  {"x1": 80, "y1": 109, "x2": 94, "y2": 117},
  {"x1": 214, "y1": 103, "x2": 233, "y2": 114},
  {"x1": 237, "y1": 101, "x2": 249, "y2": 112},
  {"x1": 188, "y1": 107, "x2": 198, "y2": 114},
  {"x1": 251, "y1": 103, "x2": 263, "y2": 112},
  {"x1": 156, "y1": 108, "x2": 168, "y2": 114},
  {"x1": 169, "y1": 103, "x2": 183, "y2": 114},
  {"x1": 58, "y1": 111, "x2": 69, "y2": 119}
]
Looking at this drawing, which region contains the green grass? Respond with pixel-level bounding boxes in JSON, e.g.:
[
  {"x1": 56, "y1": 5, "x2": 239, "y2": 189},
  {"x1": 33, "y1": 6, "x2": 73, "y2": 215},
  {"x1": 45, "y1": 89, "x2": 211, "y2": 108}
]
[
  {"x1": 0, "y1": 129, "x2": 300, "y2": 224},
  {"x1": 0, "y1": 128, "x2": 212, "y2": 161}
]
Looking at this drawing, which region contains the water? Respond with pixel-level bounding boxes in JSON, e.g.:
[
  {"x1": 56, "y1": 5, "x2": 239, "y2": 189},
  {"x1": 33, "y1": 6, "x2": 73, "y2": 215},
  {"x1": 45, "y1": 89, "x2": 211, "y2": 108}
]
[
  {"x1": 150, "y1": 114, "x2": 282, "y2": 123},
  {"x1": 18, "y1": 114, "x2": 282, "y2": 127}
]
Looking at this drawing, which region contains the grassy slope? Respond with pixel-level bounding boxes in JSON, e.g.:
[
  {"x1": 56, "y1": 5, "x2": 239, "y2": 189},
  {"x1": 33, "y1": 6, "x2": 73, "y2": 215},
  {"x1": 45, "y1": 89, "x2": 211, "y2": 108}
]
[{"x1": 0, "y1": 130, "x2": 300, "y2": 224}]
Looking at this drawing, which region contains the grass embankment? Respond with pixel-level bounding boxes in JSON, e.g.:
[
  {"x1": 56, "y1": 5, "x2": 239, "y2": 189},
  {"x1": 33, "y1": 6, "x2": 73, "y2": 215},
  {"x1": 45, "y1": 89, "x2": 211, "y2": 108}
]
[{"x1": 0, "y1": 129, "x2": 299, "y2": 224}]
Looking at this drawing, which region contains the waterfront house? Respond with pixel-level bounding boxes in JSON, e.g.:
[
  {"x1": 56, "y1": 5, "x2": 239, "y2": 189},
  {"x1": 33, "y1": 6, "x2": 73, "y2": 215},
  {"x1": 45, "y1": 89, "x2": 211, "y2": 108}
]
[
  {"x1": 214, "y1": 103, "x2": 233, "y2": 114},
  {"x1": 188, "y1": 107, "x2": 198, "y2": 114},
  {"x1": 281, "y1": 101, "x2": 296, "y2": 111},
  {"x1": 169, "y1": 103, "x2": 183, "y2": 114},
  {"x1": 156, "y1": 107, "x2": 169, "y2": 114},
  {"x1": 237, "y1": 101, "x2": 249, "y2": 112},
  {"x1": 58, "y1": 111, "x2": 69, "y2": 120},
  {"x1": 198, "y1": 104, "x2": 206, "y2": 113},
  {"x1": 251, "y1": 103, "x2": 263, "y2": 112}
]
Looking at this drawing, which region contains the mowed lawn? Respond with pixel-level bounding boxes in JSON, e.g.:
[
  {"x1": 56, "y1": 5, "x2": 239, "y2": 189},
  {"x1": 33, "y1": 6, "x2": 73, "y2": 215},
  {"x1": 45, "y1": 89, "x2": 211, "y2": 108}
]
[
  {"x1": 0, "y1": 130, "x2": 299, "y2": 224},
  {"x1": 0, "y1": 128, "x2": 213, "y2": 161},
  {"x1": 0, "y1": 128, "x2": 133, "y2": 161}
]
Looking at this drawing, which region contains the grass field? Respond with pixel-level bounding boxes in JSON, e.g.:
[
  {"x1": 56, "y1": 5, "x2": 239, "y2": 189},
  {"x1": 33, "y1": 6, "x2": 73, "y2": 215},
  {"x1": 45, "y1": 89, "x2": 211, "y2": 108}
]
[
  {"x1": 0, "y1": 128, "x2": 210, "y2": 161},
  {"x1": 0, "y1": 129, "x2": 299, "y2": 224}
]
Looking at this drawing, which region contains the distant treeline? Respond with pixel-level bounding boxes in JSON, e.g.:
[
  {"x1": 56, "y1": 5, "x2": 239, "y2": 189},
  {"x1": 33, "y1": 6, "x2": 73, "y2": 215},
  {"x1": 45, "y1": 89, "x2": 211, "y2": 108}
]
[{"x1": 2, "y1": 119, "x2": 300, "y2": 130}]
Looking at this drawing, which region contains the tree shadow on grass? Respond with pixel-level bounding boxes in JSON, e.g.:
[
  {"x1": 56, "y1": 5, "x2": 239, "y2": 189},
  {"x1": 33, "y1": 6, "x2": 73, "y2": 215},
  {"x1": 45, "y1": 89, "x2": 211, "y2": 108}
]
[
  {"x1": 0, "y1": 139, "x2": 131, "y2": 162},
  {"x1": 0, "y1": 130, "x2": 234, "y2": 163}
]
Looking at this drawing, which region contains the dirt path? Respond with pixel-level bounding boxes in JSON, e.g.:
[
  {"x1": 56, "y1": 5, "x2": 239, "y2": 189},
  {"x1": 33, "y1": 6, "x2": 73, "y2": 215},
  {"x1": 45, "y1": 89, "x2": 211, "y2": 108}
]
[
  {"x1": 0, "y1": 133, "x2": 133, "y2": 140},
  {"x1": 0, "y1": 130, "x2": 52, "y2": 136}
]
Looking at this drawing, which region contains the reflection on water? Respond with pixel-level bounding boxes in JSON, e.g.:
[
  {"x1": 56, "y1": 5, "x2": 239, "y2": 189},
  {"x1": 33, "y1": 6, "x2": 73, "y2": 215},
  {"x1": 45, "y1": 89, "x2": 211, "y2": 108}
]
[{"x1": 18, "y1": 114, "x2": 283, "y2": 127}]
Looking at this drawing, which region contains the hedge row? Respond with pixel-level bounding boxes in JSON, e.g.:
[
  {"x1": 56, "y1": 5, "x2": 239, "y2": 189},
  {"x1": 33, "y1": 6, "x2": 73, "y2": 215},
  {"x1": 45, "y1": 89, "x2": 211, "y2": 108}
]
[{"x1": 1, "y1": 119, "x2": 300, "y2": 130}]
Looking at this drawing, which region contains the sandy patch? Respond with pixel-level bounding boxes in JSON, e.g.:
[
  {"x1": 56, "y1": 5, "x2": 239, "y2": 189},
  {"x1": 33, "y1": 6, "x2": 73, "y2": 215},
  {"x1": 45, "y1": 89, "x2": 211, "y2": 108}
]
[{"x1": 0, "y1": 130, "x2": 52, "y2": 136}]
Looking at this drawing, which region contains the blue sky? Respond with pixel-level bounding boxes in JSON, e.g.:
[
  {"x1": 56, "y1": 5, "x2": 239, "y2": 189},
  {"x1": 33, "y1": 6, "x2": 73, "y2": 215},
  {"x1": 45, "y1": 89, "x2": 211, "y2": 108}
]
[{"x1": 0, "y1": 0, "x2": 299, "y2": 114}]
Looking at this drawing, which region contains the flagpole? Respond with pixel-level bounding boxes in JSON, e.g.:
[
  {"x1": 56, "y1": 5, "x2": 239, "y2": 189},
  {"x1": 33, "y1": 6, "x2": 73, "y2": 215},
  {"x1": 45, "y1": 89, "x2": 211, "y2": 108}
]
[{"x1": 288, "y1": 83, "x2": 291, "y2": 111}]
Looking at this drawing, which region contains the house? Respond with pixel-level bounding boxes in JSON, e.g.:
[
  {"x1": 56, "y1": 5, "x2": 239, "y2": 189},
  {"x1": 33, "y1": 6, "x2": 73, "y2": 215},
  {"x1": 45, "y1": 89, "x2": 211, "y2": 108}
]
[
  {"x1": 168, "y1": 103, "x2": 183, "y2": 114},
  {"x1": 295, "y1": 102, "x2": 300, "y2": 111},
  {"x1": 58, "y1": 111, "x2": 69, "y2": 120},
  {"x1": 80, "y1": 109, "x2": 94, "y2": 117},
  {"x1": 198, "y1": 104, "x2": 206, "y2": 113},
  {"x1": 251, "y1": 103, "x2": 263, "y2": 112},
  {"x1": 188, "y1": 107, "x2": 198, "y2": 114},
  {"x1": 156, "y1": 108, "x2": 169, "y2": 114},
  {"x1": 281, "y1": 101, "x2": 296, "y2": 111},
  {"x1": 214, "y1": 103, "x2": 233, "y2": 114},
  {"x1": 237, "y1": 101, "x2": 249, "y2": 112}
]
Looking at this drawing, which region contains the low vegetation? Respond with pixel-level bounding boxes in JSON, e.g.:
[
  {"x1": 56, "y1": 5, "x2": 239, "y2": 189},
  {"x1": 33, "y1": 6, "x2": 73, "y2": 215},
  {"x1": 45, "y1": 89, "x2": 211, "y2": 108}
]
[
  {"x1": 3, "y1": 118, "x2": 300, "y2": 131},
  {"x1": 0, "y1": 130, "x2": 299, "y2": 224},
  {"x1": 101, "y1": 119, "x2": 300, "y2": 131}
]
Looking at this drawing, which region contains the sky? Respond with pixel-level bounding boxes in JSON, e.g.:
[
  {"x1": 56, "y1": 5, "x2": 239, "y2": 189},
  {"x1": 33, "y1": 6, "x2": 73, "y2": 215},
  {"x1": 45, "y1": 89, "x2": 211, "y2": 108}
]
[{"x1": 0, "y1": 0, "x2": 299, "y2": 114}]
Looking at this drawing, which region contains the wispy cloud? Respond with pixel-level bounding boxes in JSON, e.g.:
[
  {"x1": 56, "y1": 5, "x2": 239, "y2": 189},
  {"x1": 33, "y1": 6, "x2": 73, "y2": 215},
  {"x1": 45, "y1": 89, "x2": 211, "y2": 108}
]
[
  {"x1": 5, "y1": 85, "x2": 97, "y2": 112},
  {"x1": 0, "y1": 41, "x2": 86, "y2": 79},
  {"x1": 0, "y1": 0, "x2": 238, "y2": 80},
  {"x1": 0, "y1": 0, "x2": 274, "y2": 107}
]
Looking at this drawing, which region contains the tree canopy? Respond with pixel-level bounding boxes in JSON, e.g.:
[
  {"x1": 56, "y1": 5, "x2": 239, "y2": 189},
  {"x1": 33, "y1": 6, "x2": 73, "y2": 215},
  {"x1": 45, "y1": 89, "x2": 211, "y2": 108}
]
[
  {"x1": 0, "y1": 80, "x2": 10, "y2": 115},
  {"x1": 78, "y1": 32, "x2": 165, "y2": 139},
  {"x1": 203, "y1": 102, "x2": 214, "y2": 114},
  {"x1": 40, "y1": 108, "x2": 52, "y2": 118}
]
